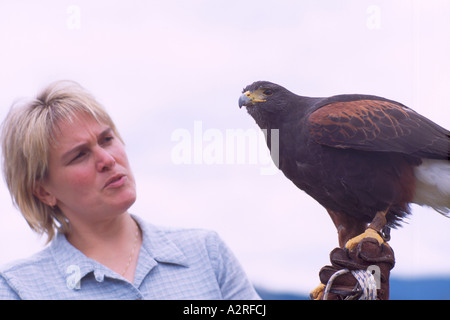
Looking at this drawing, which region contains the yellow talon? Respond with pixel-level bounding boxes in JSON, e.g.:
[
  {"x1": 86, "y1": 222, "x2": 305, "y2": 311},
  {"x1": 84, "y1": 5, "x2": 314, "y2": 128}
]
[
  {"x1": 310, "y1": 283, "x2": 325, "y2": 300},
  {"x1": 344, "y1": 228, "x2": 385, "y2": 251}
]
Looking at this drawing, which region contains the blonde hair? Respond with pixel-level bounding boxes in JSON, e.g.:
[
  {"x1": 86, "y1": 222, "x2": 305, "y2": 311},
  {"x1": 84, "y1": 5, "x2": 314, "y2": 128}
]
[{"x1": 1, "y1": 80, "x2": 122, "y2": 242}]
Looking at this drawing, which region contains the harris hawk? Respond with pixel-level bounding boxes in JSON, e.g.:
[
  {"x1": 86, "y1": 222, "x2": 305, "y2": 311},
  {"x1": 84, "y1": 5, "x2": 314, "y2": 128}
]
[{"x1": 239, "y1": 81, "x2": 450, "y2": 249}]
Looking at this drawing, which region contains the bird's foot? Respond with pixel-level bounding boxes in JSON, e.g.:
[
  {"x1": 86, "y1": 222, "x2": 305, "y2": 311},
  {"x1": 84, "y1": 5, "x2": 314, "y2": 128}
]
[
  {"x1": 309, "y1": 283, "x2": 325, "y2": 300},
  {"x1": 344, "y1": 228, "x2": 385, "y2": 251}
]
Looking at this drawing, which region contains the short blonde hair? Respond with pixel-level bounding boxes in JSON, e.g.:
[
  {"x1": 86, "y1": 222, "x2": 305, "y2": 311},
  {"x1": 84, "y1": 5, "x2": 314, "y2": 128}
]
[{"x1": 1, "y1": 80, "x2": 122, "y2": 242}]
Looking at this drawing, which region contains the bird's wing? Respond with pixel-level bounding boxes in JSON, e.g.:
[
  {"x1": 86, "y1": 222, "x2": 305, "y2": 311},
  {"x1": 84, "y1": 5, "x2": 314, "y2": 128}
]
[{"x1": 307, "y1": 96, "x2": 449, "y2": 160}]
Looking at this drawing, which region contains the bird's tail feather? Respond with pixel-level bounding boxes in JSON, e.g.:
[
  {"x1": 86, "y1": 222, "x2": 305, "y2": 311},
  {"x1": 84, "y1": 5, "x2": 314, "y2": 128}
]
[{"x1": 413, "y1": 159, "x2": 450, "y2": 217}]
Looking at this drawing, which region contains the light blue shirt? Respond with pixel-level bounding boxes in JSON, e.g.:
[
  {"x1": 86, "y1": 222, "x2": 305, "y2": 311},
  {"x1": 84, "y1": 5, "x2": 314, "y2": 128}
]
[{"x1": 0, "y1": 215, "x2": 260, "y2": 300}]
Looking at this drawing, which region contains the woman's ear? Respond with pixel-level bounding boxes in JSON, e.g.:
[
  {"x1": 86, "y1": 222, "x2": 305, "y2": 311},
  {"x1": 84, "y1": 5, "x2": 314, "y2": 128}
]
[{"x1": 33, "y1": 181, "x2": 57, "y2": 207}]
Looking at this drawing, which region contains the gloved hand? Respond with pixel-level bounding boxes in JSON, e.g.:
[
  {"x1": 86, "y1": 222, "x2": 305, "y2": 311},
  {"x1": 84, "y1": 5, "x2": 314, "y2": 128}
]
[{"x1": 317, "y1": 237, "x2": 395, "y2": 300}]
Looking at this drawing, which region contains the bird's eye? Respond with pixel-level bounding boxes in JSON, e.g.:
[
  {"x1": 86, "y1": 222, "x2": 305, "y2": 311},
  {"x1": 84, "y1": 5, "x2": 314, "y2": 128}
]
[{"x1": 263, "y1": 89, "x2": 273, "y2": 96}]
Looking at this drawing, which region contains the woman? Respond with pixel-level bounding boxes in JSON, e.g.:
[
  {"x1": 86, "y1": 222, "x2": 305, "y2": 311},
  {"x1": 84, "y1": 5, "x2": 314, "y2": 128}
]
[{"x1": 0, "y1": 80, "x2": 260, "y2": 299}]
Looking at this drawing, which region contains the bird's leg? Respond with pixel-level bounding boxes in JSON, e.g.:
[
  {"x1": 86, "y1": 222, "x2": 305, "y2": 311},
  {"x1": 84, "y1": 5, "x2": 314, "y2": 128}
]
[
  {"x1": 327, "y1": 209, "x2": 366, "y2": 248},
  {"x1": 344, "y1": 208, "x2": 390, "y2": 251},
  {"x1": 311, "y1": 210, "x2": 363, "y2": 299}
]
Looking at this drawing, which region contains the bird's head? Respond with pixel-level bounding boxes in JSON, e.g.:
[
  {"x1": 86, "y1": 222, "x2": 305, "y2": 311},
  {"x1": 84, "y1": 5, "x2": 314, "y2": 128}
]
[{"x1": 239, "y1": 81, "x2": 295, "y2": 127}]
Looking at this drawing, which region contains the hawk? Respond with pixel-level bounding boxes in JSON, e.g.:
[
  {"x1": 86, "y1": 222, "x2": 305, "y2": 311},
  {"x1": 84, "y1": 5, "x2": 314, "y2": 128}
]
[{"x1": 239, "y1": 81, "x2": 450, "y2": 249}]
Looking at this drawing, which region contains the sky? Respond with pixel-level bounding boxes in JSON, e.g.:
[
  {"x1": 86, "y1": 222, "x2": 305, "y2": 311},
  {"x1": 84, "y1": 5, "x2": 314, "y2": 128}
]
[{"x1": 0, "y1": 0, "x2": 449, "y2": 296}]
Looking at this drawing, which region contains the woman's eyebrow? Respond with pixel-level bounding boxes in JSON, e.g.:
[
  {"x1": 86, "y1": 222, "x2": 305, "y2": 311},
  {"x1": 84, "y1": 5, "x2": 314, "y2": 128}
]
[
  {"x1": 98, "y1": 127, "x2": 113, "y2": 140},
  {"x1": 61, "y1": 142, "x2": 88, "y2": 164}
]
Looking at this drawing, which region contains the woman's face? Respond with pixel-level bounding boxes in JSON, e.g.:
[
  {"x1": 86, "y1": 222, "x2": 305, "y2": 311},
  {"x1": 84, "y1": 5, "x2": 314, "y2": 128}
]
[{"x1": 36, "y1": 113, "x2": 137, "y2": 224}]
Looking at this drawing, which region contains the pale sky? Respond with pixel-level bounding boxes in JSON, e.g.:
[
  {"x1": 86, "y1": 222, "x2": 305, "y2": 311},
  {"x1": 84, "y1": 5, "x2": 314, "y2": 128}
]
[{"x1": 0, "y1": 0, "x2": 449, "y2": 295}]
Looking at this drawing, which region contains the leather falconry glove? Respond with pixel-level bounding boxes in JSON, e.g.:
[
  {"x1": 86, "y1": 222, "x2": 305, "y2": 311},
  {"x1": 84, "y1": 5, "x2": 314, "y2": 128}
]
[{"x1": 317, "y1": 237, "x2": 395, "y2": 300}]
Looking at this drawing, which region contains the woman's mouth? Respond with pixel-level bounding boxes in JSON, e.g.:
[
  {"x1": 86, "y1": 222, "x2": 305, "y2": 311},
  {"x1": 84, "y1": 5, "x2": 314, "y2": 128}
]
[{"x1": 104, "y1": 174, "x2": 126, "y2": 189}]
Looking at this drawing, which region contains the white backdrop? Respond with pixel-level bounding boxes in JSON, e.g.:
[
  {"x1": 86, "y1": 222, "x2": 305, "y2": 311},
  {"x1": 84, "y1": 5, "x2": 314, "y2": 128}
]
[{"x1": 0, "y1": 0, "x2": 449, "y2": 295}]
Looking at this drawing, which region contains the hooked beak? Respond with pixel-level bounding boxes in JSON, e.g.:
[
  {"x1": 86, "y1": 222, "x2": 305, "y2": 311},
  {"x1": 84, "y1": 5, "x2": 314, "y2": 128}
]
[
  {"x1": 238, "y1": 90, "x2": 266, "y2": 108},
  {"x1": 238, "y1": 93, "x2": 252, "y2": 108}
]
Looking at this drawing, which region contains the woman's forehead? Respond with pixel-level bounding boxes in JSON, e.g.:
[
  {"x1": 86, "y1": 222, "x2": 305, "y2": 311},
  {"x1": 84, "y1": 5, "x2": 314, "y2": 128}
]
[{"x1": 52, "y1": 113, "x2": 110, "y2": 145}]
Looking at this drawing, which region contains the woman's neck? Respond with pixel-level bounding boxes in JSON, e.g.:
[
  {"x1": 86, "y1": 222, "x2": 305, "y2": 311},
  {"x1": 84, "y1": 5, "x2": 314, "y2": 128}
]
[{"x1": 66, "y1": 212, "x2": 142, "y2": 282}]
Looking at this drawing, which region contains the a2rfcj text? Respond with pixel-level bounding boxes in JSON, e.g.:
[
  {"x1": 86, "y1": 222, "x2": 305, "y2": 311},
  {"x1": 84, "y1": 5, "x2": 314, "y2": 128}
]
[{"x1": 183, "y1": 303, "x2": 266, "y2": 317}]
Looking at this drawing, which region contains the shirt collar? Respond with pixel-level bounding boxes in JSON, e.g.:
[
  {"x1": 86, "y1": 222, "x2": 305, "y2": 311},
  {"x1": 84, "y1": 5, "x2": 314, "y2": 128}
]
[
  {"x1": 50, "y1": 215, "x2": 189, "y2": 287},
  {"x1": 50, "y1": 232, "x2": 100, "y2": 289},
  {"x1": 134, "y1": 215, "x2": 189, "y2": 267}
]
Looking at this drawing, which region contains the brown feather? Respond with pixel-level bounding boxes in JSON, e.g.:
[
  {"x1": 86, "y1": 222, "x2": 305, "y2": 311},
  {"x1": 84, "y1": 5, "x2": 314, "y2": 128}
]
[{"x1": 307, "y1": 99, "x2": 449, "y2": 160}]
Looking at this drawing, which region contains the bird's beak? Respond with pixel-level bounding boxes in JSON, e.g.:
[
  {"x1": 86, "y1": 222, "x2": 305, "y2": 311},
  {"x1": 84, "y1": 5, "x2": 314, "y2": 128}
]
[
  {"x1": 238, "y1": 90, "x2": 266, "y2": 108},
  {"x1": 239, "y1": 92, "x2": 252, "y2": 108}
]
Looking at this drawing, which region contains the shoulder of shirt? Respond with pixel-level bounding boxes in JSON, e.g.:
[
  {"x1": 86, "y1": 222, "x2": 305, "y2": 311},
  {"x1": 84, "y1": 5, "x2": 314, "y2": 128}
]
[
  {"x1": 140, "y1": 221, "x2": 227, "y2": 271},
  {"x1": 0, "y1": 245, "x2": 54, "y2": 279},
  {"x1": 134, "y1": 214, "x2": 219, "y2": 240},
  {"x1": 148, "y1": 223, "x2": 218, "y2": 238},
  {"x1": 134, "y1": 216, "x2": 226, "y2": 263},
  {"x1": 143, "y1": 220, "x2": 224, "y2": 249}
]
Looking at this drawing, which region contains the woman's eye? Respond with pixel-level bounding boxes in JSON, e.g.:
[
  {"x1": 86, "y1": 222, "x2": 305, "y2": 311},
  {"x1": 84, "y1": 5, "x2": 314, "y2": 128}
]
[
  {"x1": 100, "y1": 135, "x2": 114, "y2": 146},
  {"x1": 263, "y1": 89, "x2": 273, "y2": 96},
  {"x1": 72, "y1": 151, "x2": 86, "y2": 162}
]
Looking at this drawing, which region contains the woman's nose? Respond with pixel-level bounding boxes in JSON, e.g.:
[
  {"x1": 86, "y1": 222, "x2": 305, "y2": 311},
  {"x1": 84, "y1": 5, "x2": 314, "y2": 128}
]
[{"x1": 95, "y1": 147, "x2": 116, "y2": 172}]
